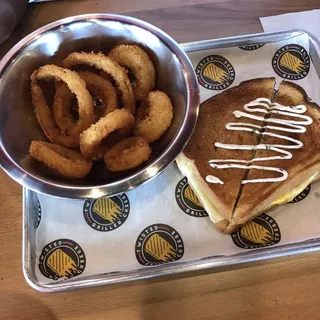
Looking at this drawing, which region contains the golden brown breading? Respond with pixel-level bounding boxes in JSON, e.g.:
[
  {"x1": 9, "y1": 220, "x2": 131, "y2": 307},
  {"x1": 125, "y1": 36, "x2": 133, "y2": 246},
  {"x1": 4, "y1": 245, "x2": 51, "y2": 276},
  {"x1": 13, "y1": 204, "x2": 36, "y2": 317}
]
[
  {"x1": 62, "y1": 52, "x2": 135, "y2": 114},
  {"x1": 109, "y1": 45, "x2": 155, "y2": 102},
  {"x1": 134, "y1": 91, "x2": 173, "y2": 143},
  {"x1": 80, "y1": 109, "x2": 135, "y2": 160},
  {"x1": 29, "y1": 141, "x2": 92, "y2": 178},
  {"x1": 31, "y1": 64, "x2": 94, "y2": 147},
  {"x1": 104, "y1": 137, "x2": 151, "y2": 171}
]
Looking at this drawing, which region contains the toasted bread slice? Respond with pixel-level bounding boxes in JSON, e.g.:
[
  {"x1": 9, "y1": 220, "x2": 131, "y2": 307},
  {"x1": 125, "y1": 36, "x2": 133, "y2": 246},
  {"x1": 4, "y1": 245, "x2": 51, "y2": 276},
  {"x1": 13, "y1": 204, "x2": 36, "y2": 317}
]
[
  {"x1": 176, "y1": 78, "x2": 276, "y2": 230},
  {"x1": 225, "y1": 81, "x2": 320, "y2": 233}
]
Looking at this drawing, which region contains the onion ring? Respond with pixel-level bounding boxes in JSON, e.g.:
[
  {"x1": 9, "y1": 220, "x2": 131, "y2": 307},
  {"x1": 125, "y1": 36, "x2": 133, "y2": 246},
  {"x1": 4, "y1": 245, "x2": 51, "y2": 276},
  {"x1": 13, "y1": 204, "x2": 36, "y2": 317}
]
[
  {"x1": 80, "y1": 108, "x2": 135, "y2": 160},
  {"x1": 29, "y1": 141, "x2": 92, "y2": 178},
  {"x1": 134, "y1": 91, "x2": 173, "y2": 143},
  {"x1": 78, "y1": 71, "x2": 117, "y2": 117},
  {"x1": 52, "y1": 81, "x2": 77, "y2": 134},
  {"x1": 62, "y1": 52, "x2": 135, "y2": 114},
  {"x1": 31, "y1": 64, "x2": 94, "y2": 147},
  {"x1": 53, "y1": 71, "x2": 117, "y2": 133},
  {"x1": 108, "y1": 45, "x2": 155, "y2": 102},
  {"x1": 104, "y1": 137, "x2": 151, "y2": 171}
]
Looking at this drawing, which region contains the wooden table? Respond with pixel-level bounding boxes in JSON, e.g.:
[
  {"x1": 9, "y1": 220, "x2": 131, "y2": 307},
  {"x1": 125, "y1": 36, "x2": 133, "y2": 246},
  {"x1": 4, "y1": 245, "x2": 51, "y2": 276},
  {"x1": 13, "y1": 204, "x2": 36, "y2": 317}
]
[{"x1": 1, "y1": 1, "x2": 320, "y2": 319}]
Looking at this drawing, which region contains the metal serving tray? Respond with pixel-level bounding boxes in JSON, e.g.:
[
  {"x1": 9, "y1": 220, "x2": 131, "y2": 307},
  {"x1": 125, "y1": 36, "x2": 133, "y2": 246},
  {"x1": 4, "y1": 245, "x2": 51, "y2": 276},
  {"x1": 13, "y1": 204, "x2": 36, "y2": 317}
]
[{"x1": 23, "y1": 30, "x2": 320, "y2": 292}]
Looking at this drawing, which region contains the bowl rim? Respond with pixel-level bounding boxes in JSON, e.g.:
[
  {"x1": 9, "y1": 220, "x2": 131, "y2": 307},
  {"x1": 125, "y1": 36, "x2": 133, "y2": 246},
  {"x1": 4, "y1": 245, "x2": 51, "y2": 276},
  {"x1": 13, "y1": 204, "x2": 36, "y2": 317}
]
[{"x1": 0, "y1": 13, "x2": 199, "y2": 199}]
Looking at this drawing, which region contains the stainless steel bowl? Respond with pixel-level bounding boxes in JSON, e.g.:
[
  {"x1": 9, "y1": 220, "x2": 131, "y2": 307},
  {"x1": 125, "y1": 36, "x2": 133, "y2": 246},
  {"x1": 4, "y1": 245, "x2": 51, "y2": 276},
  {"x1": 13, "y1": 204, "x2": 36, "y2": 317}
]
[{"x1": 0, "y1": 14, "x2": 199, "y2": 198}]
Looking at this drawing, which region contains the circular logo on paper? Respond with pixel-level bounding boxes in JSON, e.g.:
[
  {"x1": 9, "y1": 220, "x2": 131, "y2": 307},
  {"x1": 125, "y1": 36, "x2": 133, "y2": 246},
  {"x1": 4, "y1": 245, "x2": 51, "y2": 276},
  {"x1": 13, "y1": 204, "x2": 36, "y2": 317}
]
[
  {"x1": 272, "y1": 44, "x2": 310, "y2": 80},
  {"x1": 231, "y1": 213, "x2": 281, "y2": 249},
  {"x1": 83, "y1": 194, "x2": 130, "y2": 232},
  {"x1": 288, "y1": 185, "x2": 311, "y2": 203},
  {"x1": 239, "y1": 44, "x2": 265, "y2": 51},
  {"x1": 39, "y1": 239, "x2": 86, "y2": 280},
  {"x1": 175, "y1": 177, "x2": 208, "y2": 217},
  {"x1": 36, "y1": 199, "x2": 41, "y2": 228},
  {"x1": 135, "y1": 224, "x2": 184, "y2": 266},
  {"x1": 195, "y1": 55, "x2": 235, "y2": 90}
]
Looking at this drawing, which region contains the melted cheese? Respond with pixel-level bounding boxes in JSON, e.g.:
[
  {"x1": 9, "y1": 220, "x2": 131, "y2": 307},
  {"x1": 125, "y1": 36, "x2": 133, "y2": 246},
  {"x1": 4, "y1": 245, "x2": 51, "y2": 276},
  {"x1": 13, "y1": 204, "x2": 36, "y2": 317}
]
[
  {"x1": 176, "y1": 154, "x2": 224, "y2": 223},
  {"x1": 271, "y1": 172, "x2": 318, "y2": 206},
  {"x1": 177, "y1": 152, "x2": 319, "y2": 219}
]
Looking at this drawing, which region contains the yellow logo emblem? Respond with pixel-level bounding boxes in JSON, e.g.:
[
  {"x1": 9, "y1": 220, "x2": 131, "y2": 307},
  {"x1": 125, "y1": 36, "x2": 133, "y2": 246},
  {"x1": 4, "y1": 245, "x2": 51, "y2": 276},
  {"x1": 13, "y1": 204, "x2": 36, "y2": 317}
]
[
  {"x1": 203, "y1": 63, "x2": 228, "y2": 84},
  {"x1": 240, "y1": 221, "x2": 274, "y2": 246},
  {"x1": 145, "y1": 234, "x2": 177, "y2": 262},
  {"x1": 92, "y1": 198, "x2": 123, "y2": 223},
  {"x1": 135, "y1": 224, "x2": 184, "y2": 266},
  {"x1": 47, "y1": 248, "x2": 77, "y2": 277},
  {"x1": 272, "y1": 44, "x2": 310, "y2": 80},
  {"x1": 231, "y1": 214, "x2": 281, "y2": 249},
  {"x1": 39, "y1": 239, "x2": 86, "y2": 280},
  {"x1": 83, "y1": 194, "x2": 130, "y2": 232},
  {"x1": 280, "y1": 52, "x2": 306, "y2": 73},
  {"x1": 196, "y1": 55, "x2": 235, "y2": 90}
]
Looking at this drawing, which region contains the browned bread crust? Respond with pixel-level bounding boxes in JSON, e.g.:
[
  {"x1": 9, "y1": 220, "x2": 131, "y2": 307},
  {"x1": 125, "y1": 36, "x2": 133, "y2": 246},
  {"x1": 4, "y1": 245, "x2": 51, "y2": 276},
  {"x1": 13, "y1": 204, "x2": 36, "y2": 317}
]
[
  {"x1": 177, "y1": 78, "x2": 276, "y2": 226},
  {"x1": 227, "y1": 81, "x2": 320, "y2": 233},
  {"x1": 177, "y1": 78, "x2": 320, "y2": 234}
]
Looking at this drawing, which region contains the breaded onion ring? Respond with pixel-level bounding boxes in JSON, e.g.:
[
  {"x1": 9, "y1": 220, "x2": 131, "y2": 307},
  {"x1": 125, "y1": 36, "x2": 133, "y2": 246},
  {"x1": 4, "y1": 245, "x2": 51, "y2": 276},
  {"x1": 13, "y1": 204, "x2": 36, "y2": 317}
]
[
  {"x1": 80, "y1": 109, "x2": 135, "y2": 160},
  {"x1": 52, "y1": 81, "x2": 77, "y2": 134},
  {"x1": 29, "y1": 141, "x2": 92, "y2": 179},
  {"x1": 31, "y1": 65, "x2": 95, "y2": 147},
  {"x1": 134, "y1": 91, "x2": 173, "y2": 143},
  {"x1": 79, "y1": 71, "x2": 117, "y2": 117},
  {"x1": 108, "y1": 45, "x2": 155, "y2": 102},
  {"x1": 104, "y1": 137, "x2": 151, "y2": 171},
  {"x1": 62, "y1": 52, "x2": 135, "y2": 114},
  {"x1": 53, "y1": 71, "x2": 117, "y2": 133}
]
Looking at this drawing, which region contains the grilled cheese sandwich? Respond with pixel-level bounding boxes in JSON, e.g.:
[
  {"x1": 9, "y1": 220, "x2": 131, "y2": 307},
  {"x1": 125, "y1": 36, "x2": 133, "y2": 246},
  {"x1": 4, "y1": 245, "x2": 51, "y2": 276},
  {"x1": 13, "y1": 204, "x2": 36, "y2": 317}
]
[{"x1": 177, "y1": 79, "x2": 320, "y2": 233}]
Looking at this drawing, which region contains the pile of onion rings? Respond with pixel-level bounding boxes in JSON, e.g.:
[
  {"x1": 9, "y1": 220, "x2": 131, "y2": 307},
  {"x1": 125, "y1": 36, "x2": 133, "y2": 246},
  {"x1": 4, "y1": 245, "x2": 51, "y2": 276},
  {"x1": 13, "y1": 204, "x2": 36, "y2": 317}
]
[{"x1": 29, "y1": 45, "x2": 174, "y2": 179}]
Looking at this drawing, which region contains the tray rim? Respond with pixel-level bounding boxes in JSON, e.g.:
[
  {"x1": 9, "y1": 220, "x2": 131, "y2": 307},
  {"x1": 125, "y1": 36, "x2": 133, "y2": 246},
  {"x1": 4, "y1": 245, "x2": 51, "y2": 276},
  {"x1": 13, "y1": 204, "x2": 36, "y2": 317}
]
[
  {"x1": 22, "y1": 28, "x2": 320, "y2": 293},
  {"x1": 180, "y1": 28, "x2": 320, "y2": 51}
]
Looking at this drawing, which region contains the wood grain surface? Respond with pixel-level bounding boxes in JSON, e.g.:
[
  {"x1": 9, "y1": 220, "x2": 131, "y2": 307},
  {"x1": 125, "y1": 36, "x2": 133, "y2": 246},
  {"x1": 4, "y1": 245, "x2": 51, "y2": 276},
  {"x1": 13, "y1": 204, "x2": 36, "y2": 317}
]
[{"x1": 1, "y1": 1, "x2": 320, "y2": 319}]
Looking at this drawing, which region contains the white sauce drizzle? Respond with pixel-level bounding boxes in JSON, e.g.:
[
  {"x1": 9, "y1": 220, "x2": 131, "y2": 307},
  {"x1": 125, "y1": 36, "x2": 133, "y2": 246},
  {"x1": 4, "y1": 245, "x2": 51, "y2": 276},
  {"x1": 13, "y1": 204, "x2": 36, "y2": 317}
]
[
  {"x1": 206, "y1": 97, "x2": 313, "y2": 184},
  {"x1": 206, "y1": 175, "x2": 224, "y2": 184}
]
